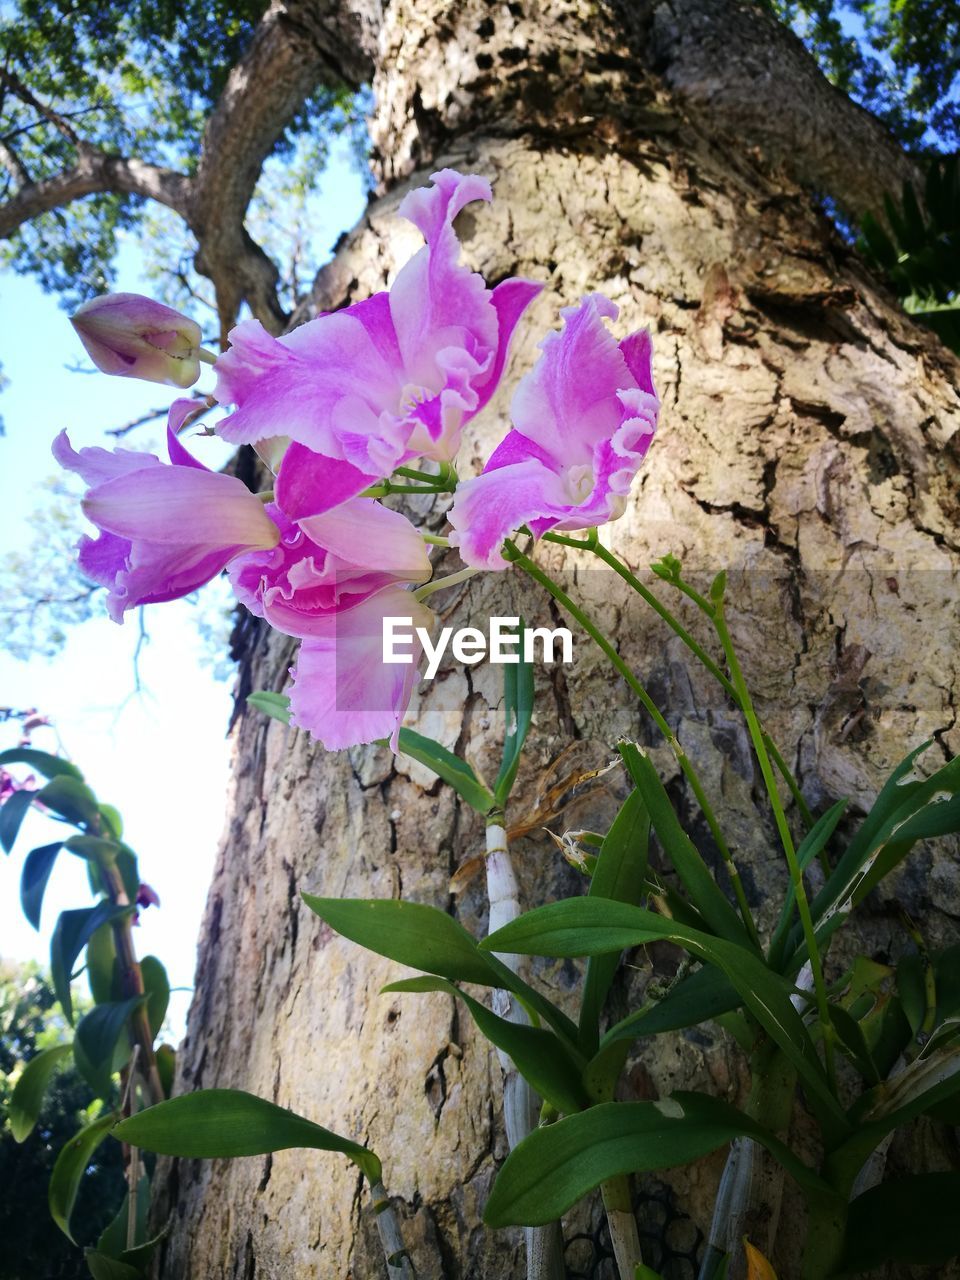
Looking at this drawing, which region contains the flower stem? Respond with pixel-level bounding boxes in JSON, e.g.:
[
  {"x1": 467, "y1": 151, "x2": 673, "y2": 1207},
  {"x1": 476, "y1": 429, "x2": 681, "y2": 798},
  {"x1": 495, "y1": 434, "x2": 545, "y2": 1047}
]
[
  {"x1": 504, "y1": 540, "x2": 760, "y2": 950},
  {"x1": 711, "y1": 602, "x2": 837, "y2": 1088},
  {"x1": 422, "y1": 533, "x2": 450, "y2": 547},
  {"x1": 413, "y1": 567, "x2": 480, "y2": 602},
  {"x1": 546, "y1": 533, "x2": 816, "y2": 836}
]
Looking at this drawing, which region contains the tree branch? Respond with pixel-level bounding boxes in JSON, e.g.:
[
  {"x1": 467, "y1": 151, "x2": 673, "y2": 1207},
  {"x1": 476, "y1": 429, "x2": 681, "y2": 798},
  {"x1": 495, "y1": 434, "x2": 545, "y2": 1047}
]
[
  {"x1": 187, "y1": 0, "x2": 376, "y2": 337},
  {"x1": 622, "y1": 0, "x2": 922, "y2": 223},
  {"x1": 0, "y1": 147, "x2": 191, "y2": 237}
]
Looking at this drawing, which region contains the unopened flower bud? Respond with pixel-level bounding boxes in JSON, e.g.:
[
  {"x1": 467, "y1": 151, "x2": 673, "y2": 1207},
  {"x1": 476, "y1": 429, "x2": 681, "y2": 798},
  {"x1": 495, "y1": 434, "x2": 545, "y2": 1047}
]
[{"x1": 71, "y1": 293, "x2": 203, "y2": 388}]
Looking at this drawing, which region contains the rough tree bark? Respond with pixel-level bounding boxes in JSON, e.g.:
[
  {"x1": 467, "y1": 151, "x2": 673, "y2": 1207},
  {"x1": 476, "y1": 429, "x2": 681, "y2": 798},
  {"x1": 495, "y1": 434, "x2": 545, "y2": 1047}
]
[{"x1": 152, "y1": 2, "x2": 960, "y2": 1277}]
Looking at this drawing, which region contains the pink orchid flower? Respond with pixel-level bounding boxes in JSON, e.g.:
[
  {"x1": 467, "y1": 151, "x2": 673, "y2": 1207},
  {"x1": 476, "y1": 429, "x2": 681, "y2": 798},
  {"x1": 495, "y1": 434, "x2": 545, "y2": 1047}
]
[
  {"x1": 288, "y1": 586, "x2": 434, "y2": 751},
  {"x1": 54, "y1": 401, "x2": 280, "y2": 622},
  {"x1": 211, "y1": 169, "x2": 542, "y2": 512},
  {"x1": 229, "y1": 495, "x2": 432, "y2": 639},
  {"x1": 71, "y1": 293, "x2": 203, "y2": 388},
  {"x1": 448, "y1": 294, "x2": 660, "y2": 569}
]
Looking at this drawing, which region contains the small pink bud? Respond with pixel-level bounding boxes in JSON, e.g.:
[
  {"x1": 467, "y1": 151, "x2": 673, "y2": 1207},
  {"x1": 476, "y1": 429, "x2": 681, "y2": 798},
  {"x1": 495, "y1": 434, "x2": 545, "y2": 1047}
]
[
  {"x1": 71, "y1": 293, "x2": 203, "y2": 388},
  {"x1": 136, "y1": 882, "x2": 161, "y2": 910}
]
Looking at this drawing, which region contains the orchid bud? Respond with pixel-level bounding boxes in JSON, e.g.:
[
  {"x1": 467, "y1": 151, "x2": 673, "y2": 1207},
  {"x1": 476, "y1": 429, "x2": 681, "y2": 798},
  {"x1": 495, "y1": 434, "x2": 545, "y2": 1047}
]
[{"x1": 71, "y1": 293, "x2": 203, "y2": 388}]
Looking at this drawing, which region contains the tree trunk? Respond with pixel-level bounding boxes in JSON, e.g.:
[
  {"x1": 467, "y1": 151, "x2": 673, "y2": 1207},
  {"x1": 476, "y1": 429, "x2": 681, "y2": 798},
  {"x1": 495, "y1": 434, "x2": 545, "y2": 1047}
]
[{"x1": 152, "y1": 2, "x2": 960, "y2": 1276}]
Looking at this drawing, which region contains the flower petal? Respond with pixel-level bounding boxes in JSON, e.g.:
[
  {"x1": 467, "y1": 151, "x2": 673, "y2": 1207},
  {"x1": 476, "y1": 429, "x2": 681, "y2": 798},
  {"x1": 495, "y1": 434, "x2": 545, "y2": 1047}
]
[
  {"x1": 288, "y1": 588, "x2": 434, "y2": 750},
  {"x1": 448, "y1": 455, "x2": 571, "y2": 569},
  {"x1": 510, "y1": 294, "x2": 633, "y2": 467}
]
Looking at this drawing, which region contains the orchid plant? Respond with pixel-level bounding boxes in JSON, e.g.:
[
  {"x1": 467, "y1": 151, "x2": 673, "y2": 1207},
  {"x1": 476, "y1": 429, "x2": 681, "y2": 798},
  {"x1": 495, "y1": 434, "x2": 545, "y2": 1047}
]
[{"x1": 16, "y1": 167, "x2": 960, "y2": 1280}]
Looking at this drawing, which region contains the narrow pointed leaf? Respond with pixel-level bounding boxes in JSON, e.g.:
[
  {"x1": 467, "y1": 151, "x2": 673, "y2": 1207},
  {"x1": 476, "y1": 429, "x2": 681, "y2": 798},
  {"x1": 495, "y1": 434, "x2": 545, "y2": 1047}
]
[
  {"x1": 0, "y1": 788, "x2": 36, "y2": 853},
  {"x1": 397, "y1": 728, "x2": 494, "y2": 814},
  {"x1": 96, "y1": 1175, "x2": 149, "y2": 1258},
  {"x1": 302, "y1": 893, "x2": 579, "y2": 1044},
  {"x1": 75, "y1": 997, "x2": 146, "y2": 1098},
  {"x1": 383, "y1": 975, "x2": 589, "y2": 1113},
  {"x1": 483, "y1": 897, "x2": 845, "y2": 1132},
  {"x1": 599, "y1": 963, "x2": 742, "y2": 1049},
  {"x1": 51, "y1": 902, "x2": 133, "y2": 1023},
  {"x1": 140, "y1": 956, "x2": 170, "y2": 1041},
  {"x1": 768, "y1": 799, "x2": 848, "y2": 970},
  {"x1": 619, "y1": 744, "x2": 747, "y2": 944},
  {"x1": 247, "y1": 690, "x2": 291, "y2": 724},
  {"x1": 49, "y1": 1112, "x2": 117, "y2": 1241},
  {"x1": 19, "y1": 841, "x2": 62, "y2": 928},
  {"x1": 37, "y1": 775, "x2": 101, "y2": 829},
  {"x1": 113, "y1": 1088, "x2": 382, "y2": 1182},
  {"x1": 0, "y1": 747, "x2": 84, "y2": 781},
  {"x1": 494, "y1": 622, "x2": 535, "y2": 805},
  {"x1": 84, "y1": 1252, "x2": 141, "y2": 1280},
  {"x1": 482, "y1": 1094, "x2": 833, "y2": 1226},
  {"x1": 580, "y1": 789, "x2": 650, "y2": 1052},
  {"x1": 9, "y1": 1042, "x2": 73, "y2": 1141}
]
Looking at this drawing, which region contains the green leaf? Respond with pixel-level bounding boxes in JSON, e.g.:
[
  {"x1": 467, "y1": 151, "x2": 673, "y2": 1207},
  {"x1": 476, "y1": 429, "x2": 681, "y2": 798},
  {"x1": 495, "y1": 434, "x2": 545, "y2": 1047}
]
[
  {"x1": 599, "y1": 963, "x2": 742, "y2": 1049},
  {"x1": 0, "y1": 788, "x2": 36, "y2": 853},
  {"x1": 493, "y1": 624, "x2": 535, "y2": 806},
  {"x1": 140, "y1": 956, "x2": 170, "y2": 1040},
  {"x1": 396, "y1": 728, "x2": 495, "y2": 815},
  {"x1": 75, "y1": 997, "x2": 147, "y2": 1099},
  {"x1": 87, "y1": 922, "x2": 120, "y2": 1005},
  {"x1": 51, "y1": 902, "x2": 132, "y2": 1023},
  {"x1": 383, "y1": 976, "x2": 590, "y2": 1113},
  {"x1": 98, "y1": 804, "x2": 124, "y2": 839},
  {"x1": 483, "y1": 897, "x2": 846, "y2": 1134},
  {"x1": 246, "y1": 691, "x2": 291, "y2": 724},
  {"x1": 580, "y1": 790, "x2": 650, "y2": 1053},
  {"x1": 828, "y1": 1005, "x2": 880, "y2": 1086},
  {"x1": 49, "y1": 1112, "x2": 117, "y2": 1241},
  {"x1": 483, "y1": 1094, "x2": 833, "y2": 1227},
  {"x1": 781, "y1": 749, "x2": 960, "y2": 971},
  {"x1": 0, "y1": 747, "x2": 84, "y2": 781},
  {"x1": 20, "y1": 841, "x2": 62, "y2": 928},
  {"x1": 65, "y1": 835, "x2": 124, "y2": 863},
  {"x1": 768, "y1": 800, "x2": 848, "y2": 970},
  {"x1": 302, "y1": 894, "x2": 579, "y2": 1045},
  {"x1": 9, "y1": 1043, "x2": 74, "y2": 1142},
  {"x1": 156, "y1": 1044, "x2": 176, "y2": 1098},
  {"x1": 37, "y1": 775, "x2": 101, "y2": 828},
  {"x1": 113, "y1": 1088, "x2": 382, "y2": 1182},
  {"x1": 839, "y1": 1174, "x2": 960, "y2": 1272},
  {"x1": 619, "y1": 744, "x2": 748, "y2": 945},
  {"x1": 96, "y1": 1175, "x2": 149, "y2": 1258},
  {"x1": 84, "y1": 1252, "x2": 142, "y2": 1280}
]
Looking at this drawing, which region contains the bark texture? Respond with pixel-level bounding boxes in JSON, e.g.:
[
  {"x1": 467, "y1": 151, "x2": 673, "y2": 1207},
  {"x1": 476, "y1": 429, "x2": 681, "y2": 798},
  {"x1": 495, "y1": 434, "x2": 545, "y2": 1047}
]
[{"x1": 153, "y1": 2, "x2": 960, "y2": 1277}]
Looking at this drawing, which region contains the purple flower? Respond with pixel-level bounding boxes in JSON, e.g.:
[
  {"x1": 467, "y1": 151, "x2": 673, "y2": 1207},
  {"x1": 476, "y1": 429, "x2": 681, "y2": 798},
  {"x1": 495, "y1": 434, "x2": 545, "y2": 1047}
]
[
  {"x1": 211, "y1": 170, "x2": 541, "y2": 511},
  {"x1": 54, "y1": 401, "x2": 281, "y2": 622},
  {"x1": 229, "y1": 494, "x2": 432, "y2": 639},
  {"x1": 71, "y1": 293, "x2": 203, "y2": 388},
  {"x1": 288, "y1": 586, "x2": 434, "y2": 751},
  {"x1": 448, "y1": 295, "x2": 660, "y2": 569}
]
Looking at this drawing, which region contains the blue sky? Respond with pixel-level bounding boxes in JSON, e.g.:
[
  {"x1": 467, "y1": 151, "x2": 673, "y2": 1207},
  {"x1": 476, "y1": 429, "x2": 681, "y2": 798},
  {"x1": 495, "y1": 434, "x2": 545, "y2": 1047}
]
[{"x1": 0, "y1": 137, "x2": 366, "y2": 1039}]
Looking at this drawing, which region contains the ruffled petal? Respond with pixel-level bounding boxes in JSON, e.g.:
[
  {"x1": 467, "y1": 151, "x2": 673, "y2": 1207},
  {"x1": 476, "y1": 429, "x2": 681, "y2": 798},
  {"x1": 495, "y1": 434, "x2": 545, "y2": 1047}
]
[
  {"x1": 509, "y1": 294, "x2": 633, "y2": 468},
  {"x1": 213, "y1": 311, "x2": 408, "y2": 474},
  {"x1": 276, "y1": 442, "x2": 377, "y2": 519},
  {"x1": 390, "y1": 170, "x2": 499, "y2": 393},
  {"x1": 448, "y1": 455, "x2": 571, "y2": 570}
]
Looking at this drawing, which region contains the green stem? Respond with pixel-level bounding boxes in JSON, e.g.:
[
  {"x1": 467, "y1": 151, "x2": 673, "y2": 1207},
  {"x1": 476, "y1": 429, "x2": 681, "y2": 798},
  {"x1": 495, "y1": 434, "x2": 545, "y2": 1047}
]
[
  {"x1": 362, "y1": 482, "x2": 447, "y2": 497},
  {"x1": 543, "y1": 533, "x2": 816, "y2": 835},
  {"x1": 422, "y1": 533, "x2": 450, "y2": 547},
  {"x1": 505, "y1": 540, "x2": 760, "y2": 949},
  {"x1": 414, "y1": 567, "x2": 480, "y2": 601},
  {"x1": 712, "y1": 602, "x2": 837, "y2": 1089}
]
